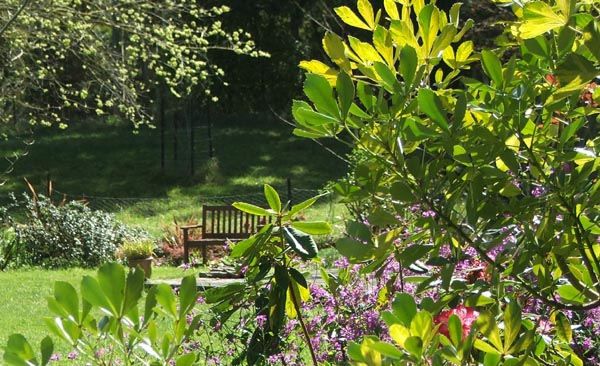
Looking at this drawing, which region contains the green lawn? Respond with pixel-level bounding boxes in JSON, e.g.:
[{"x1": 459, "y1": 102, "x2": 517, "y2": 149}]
[{"x1": 0, "y1": 265, "x2": 200, "y2": 360}]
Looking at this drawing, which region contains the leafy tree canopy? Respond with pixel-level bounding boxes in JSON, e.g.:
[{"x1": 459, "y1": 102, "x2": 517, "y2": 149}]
[{"x1": 0, "y1": 0, "x2": 267, "y2": 130}]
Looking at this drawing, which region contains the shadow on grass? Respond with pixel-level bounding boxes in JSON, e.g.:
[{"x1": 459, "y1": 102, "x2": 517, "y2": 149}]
[{"x1": 0, "y1": 113, "x2": 348, "y2": 206}]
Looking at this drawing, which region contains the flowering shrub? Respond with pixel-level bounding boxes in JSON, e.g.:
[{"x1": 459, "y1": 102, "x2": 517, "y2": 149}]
[{"x1": 291, "y1": 0, "x2": 600, "y2": 364}]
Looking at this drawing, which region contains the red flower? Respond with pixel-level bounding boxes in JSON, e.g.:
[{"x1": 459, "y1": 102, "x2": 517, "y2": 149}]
[{"x1": 434, "y1": 305, "x2": 479, "y2": 340}]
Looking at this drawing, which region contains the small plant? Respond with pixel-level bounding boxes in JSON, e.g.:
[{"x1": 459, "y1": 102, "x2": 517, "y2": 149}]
[{"x1": 118, "y1": 238, "x2": 155, "y2": 260}]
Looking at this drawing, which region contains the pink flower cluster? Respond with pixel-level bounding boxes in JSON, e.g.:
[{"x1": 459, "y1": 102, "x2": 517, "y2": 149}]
[{"x1": 434, "y1": 305, "x2": 479, "y2": 340}]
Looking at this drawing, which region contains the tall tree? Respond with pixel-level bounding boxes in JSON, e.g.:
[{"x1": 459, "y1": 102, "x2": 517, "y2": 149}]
[{"x1": 0, "y1": 0, "x2": 266, "y2": 129}]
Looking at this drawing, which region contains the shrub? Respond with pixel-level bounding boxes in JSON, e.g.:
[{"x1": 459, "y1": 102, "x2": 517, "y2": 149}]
[
  {"x1": 0, "y1": 207, "x2": 17, "y2": 270},
  {"x1": 10, "y1": 193, "x2": 146, "y2": 268}
]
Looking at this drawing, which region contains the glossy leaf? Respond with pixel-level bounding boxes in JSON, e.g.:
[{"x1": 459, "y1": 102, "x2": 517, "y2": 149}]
[
  {"x1": 283, "y1": 226, "x2": 318, "y2": 260},
  {"x1": 392, "y1": 293, "x2": 417, "y2": 327},
  {"x1": 481, "y1": 50, "x2": 503, "y2": 87},
  {"x1": 417, "y1": 89, "x2": 449, "y2": 132},
  {"x1": 40, "y1": 337, "x2": 54, "y2": 366},
  {"x1": 337, "y1": 71, "x2": 355, "y2": 120},
  {"x1": 304, "y1": 73, "x2": 340, "y2": 119},
  {"x1": 122, "y1": 269, "x2": 144, "y2": 317},
  {"x1": 232, "y1": 202, "x2": 271, "y2": 216},
  {"x1": 503, "y1": 301, "x2": 522, "y2": 351},
  {"x1": 264, "y1": 184, "x2": 282, "y2": 213},
  {"x1": 290, "y1": 221, "x2": 331, "y2": 235}
]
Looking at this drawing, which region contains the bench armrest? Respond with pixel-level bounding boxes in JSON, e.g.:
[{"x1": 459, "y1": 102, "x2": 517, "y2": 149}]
[{"x1": 180, "y1": 224, "x2": 202, "y2": 230}]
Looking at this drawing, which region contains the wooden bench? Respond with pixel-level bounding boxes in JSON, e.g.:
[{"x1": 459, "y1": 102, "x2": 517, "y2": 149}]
[{"x1": 181, "y1": 205, "x2": 270, "y2": 264}]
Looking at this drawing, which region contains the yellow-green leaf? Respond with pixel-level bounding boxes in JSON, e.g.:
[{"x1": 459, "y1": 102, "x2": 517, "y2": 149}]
[
  {"x1": 323, "y1": 32, "x2": 351, "y2": 72},
  {"x1": 517, "y1": 1, "x2": 567, "y2": 39},
  {"x1": 358, "y1": 0, "x2": 375, "y2": 29},
  {"x1": 554, "y1": 311, "x2": 572, "y2": 343},
  {"x1": 335, "y1": 6, "x2": 371, "y2": 30},
  {"x1": 299, "y1": 60, "x2": 338, "y2": 85},
  {"x1": 348, "y1": 36, "x2": 384, "y2": 64},
  {"x1": 384, "y1": 0, "x2": 400, "y2": 20}
]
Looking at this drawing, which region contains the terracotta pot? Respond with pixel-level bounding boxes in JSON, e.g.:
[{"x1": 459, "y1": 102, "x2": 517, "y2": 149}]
[{"x1": 128, "y1": 257, "x2": 152, "y2": 278}]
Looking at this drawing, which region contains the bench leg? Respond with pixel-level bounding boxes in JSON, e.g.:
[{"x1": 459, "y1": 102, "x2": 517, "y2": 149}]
[
  {"x1": 201, "y1": 244, "x2": 208, "y2": 265},
  {"x1": 183, "y1": 229, "x2": 190, "y2": 264}
]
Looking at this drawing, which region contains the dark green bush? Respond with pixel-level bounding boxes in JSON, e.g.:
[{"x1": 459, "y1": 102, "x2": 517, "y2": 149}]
[{"x1": 9, "y1": 193, "x2": 146, "y2": 268}]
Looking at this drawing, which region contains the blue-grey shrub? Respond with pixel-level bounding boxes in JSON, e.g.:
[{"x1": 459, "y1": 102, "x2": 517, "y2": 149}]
[{"x1": 10, "y1": 193, "x2": 146, "y2": 268}]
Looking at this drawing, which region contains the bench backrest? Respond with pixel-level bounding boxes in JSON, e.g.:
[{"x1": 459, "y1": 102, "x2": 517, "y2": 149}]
[{"x1": 201, "y1": 205, "x2": 271, "y2": 239}]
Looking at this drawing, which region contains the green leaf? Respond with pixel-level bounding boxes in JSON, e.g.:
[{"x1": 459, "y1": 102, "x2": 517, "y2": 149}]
[
  {"x1": 448, "y1": 314, "x2": 463, "y2": 345},
  {"x1": 398, "y1": 244, "x2": 434, "y2": 266},
  {"x1": 374, "y1": 62, "x2": 398, "y2": 92},
  {"x1": 368, "y1": 207, "x2": 401, "y2": 226},
  {"x1": 204, "y1": 283, "x2": 246, "y2": 304},
  {"x1": 555, "y1": 53, "x2": 598, "y2": 86},
  {"x1": 52, "y1": 281, "x2": 79, "y2": 320},
  {"x1": 404, "y1": 336, "x2": 424, "y2": 359},
  {"x1": 348, "y1": 342, "x2": 366, "y2": 362},
  {"x1": 288, "y1": 193, "x2": 325, "y2": 216},
  {"x1": 97, "y1": 263, "x2": 126, "y2": 316},
  {"x1": 335, "y1": 6, "x2": 371, "y2": 30},
  {"x1": 475, "y1": 339, "x2": 501, "y2": 355},
  {"x1": 292, "y1": 100, "x2": 339, "y2": 127},
  {"x1": 477, "y1": 312, "x2": 503, "y2": 352},
  {"x1": 336, "y1": 72, "x2": 355, "y2": 120},
  {"x1": 417, "y1": 89, "x2": 449, "y2": 132},
  {"x1": 264, "y1": 184, "x2": 282, "y2": 212},
  {"x1": 390, "y1": 181, "x2": 418, "y2": 203},
  {"x1": 175, "y1": 351, "x2": 197, "y2": 366},
  {"x1": 122, "y1": 267, "x2": 145, "y2": 316},
  {"x1": 304, "y1": 73, "x2": 341, "y2": 119},
  {"x1": 431, "y1": 24, "x2": 457, "y2": 57},
  {"x1": 155, "y1": 283, "x2": 178, "y2": 318},
  {"x1": 557, "y1": 284, "x2": 586, "y2": 304},
  {"x1": 400, "y1": 46, "x2": 418, "y2": 88},
  {"x1": 4, "y1": 334, "x2": 37, "y2": 366},
  {"x1": 368, "y1": 341, "x2": 403, "y2": 359},
  {"x1": 179, "y1": 275, "x2": 198, "y2": 318},
  {"x1": 503, "y1": 301, "x2": 522, "y2": 351},
  {"x1": 411, "y1": 311, "x2": 433, "y2": 341},
  {"x1": 554, "y1": 311, "x2": 572, "y2": 343},
  {"x1": 336, "y1": 237, "x2": 374, "y2": 263},
  {"x1": 481, "y1": 50, "x2": 503, "y2": 87},
  {"x1": 232, "y1": 202, "x2": 271, "y2": 216},
  {"x1": 283, "y1": 226, "x2": 318, "y2": 259},
  {"x1": 392, "y1": 293, "x2": 417, "y2": 327},
  {"x1": 290, "y1": 221, "x2": 331, "y2": 235},
  {"x1": 40, "y1": 336, "x2": 54, "y2": 366},
  {"x1": 81, "y1": 276, "x2": 113, "y2": 315}
]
